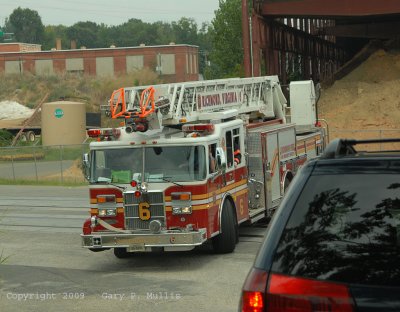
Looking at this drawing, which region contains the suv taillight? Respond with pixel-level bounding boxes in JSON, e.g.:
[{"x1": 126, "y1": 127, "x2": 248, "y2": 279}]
[
  {"x1": 240, "y1": 268, "x2": 268, "y2": 312},
  {"x1": 267, "y1": 273, "x2": 354, "y2": 311},
  {"x1": 241, "y1": 271, "x2": 354, "y2": 312}
]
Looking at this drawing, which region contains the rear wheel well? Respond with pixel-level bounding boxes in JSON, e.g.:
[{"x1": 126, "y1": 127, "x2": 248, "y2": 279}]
[
  {"x1": 283, "y1": 171, "x2": 294, "y2": 192},
  {"x1": 286, "y1": 171, "x2": 294, "y2": 182}
]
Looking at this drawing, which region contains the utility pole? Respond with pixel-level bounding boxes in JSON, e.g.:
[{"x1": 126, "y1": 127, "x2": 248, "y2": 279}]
[{"x1": 242, "y1": 0, "x2": 251, "y2": 77}]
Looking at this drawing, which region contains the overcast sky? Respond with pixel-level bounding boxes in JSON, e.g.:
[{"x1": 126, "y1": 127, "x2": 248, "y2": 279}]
[{"x1": 0, "y1": 0, "x2": 220, "y2": 27}]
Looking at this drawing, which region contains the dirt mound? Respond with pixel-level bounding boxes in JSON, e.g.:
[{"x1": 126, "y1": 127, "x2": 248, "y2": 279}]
[
  {"x1": 42, "y1": 159, "x2": 86, "y2": 183},
  {"x1": 319, "y1": 49, "x2": 400, "y2": 139}
]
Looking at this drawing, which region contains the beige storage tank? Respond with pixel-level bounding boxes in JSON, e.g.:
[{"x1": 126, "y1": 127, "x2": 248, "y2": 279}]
[{"x1": 41, "y1": 101, "x2": 86, "y2": 146}]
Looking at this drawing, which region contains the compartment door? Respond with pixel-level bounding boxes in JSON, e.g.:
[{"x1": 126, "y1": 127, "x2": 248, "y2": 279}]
[{"x1": 262, "y1": 131, "x2": 281, "y2": 208}]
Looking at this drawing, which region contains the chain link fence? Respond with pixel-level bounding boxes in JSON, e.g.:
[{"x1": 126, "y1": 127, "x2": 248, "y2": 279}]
[
  {"x1": 1, "y1": 129, "x2": 399, "y2": 184},
  {"x1": 0, "y1": 144, "x2": 89, "y2": 184}
]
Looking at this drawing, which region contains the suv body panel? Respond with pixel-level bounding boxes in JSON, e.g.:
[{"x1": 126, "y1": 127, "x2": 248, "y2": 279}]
[{"x1": 244, "y1": 139, "x2": 400, "y2": 312}]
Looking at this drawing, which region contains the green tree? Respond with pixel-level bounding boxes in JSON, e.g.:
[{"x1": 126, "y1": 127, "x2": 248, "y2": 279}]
[
  {"x1": 171, "y1": 18, "x2": 198, "y2": 44},
  {"x1": 66, "y1": 21, "x2": 104, "y2": 48},
  {"x1": 151, "y1": 21, "x2": 174, "y2": 45},
  {"x1": 206, "y1": 0, "x2": 244, "y2": 79},
  {"x1": 113, "y1": 19, "x2": 152, "y2": 47},
  {"x1": 97, "y1": 24, "x2": 114, "y2": 47},
  {"x1": 42, "y1": 25, "x2": 69, "y2": 50},
  {"x1": 5, "y1": 7, "x2": 44, "y2": 43},
  {"x1": 197, "y1": 22, "x2": 213, "y2": 78}
]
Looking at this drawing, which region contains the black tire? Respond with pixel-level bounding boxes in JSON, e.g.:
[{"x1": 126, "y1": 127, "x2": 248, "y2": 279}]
[
  {"x1": 212, "y1": 201, "x2": 237, "y2": 254},
  {"x1": 113, "y1": 248, "x2": 130, "y2": 259},
  {"x1": 89, "y1": 248, "x2": 109, "y2": 252},
  {"x1": 27, "y1": 131, "x2": 35, "y2": 142},
  {"x1": 19, "y1": 133, "x2": 27, "y2": 142}
]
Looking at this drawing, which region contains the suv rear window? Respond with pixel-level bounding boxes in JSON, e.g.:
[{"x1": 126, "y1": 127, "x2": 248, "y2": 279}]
[{"x1": 271, "y1": 166, "x2": 400, "y2": 286}]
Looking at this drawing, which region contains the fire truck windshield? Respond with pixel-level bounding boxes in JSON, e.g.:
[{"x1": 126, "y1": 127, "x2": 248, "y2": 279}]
[{"x1": 91, "y1": 145, "x2": 206, "y2": 183}]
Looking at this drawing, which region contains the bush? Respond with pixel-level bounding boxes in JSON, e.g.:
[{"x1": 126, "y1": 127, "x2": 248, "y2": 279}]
[{"x1": 0, "y1": 130, "x2": 13, "y2": 147}]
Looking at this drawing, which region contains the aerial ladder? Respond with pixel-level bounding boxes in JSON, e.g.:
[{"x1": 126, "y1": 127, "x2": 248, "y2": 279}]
[{"x1": 106, "y1": 76, "x2": 289, "y2": 133}]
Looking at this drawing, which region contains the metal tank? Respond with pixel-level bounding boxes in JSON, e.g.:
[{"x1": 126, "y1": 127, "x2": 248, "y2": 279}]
[{"x1": 41, "y1": 101, "x2": 86, "y2": 146}]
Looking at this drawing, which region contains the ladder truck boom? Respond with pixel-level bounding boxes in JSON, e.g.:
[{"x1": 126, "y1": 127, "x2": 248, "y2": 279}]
[{"x1": 107, "y1": 76, "x2": 288, "y2": 131}]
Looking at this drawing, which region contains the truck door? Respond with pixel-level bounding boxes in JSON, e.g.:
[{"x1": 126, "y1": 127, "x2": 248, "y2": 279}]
[
  {"x1": 223, "y1": 126, "x2": 243, "y2": 185},
  {"x1": 224, "y1": 129, "x2": 235, "y2": 186},
  {"x1": 261, "y1": 131, "x2": 281, "y2": 209},
  {"x1": 222, "y1": 126, "x2": 248, "y2": 223}
]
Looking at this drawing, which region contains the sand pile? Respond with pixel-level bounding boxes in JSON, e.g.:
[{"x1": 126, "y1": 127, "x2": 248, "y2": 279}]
[{"x1": 318, "y1": 49, "x2": 400, "y2": 139}]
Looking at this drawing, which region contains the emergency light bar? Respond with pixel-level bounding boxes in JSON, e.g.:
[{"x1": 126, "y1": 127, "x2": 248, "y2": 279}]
[
  {"x1": 182, "y1": 124, "x2": 215, "y2": 134},
  {"x1": 87, "y1": 128, "x2": 121, "y2": 140}
]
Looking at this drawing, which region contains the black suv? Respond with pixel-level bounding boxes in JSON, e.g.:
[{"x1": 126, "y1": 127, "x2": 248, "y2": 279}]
[{"x1": 240, "y1": 139, "x2": 400, "y2": 312}]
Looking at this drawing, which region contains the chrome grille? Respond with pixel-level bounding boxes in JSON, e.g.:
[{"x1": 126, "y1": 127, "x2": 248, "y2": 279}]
[
  {"x1": 125, "y1": 204, "x2": 165, "y2": 218},
  {"x1": 126, "y1": 217, "x2": 165, "y2": 230},
  {"x1": 124, "y1": 191, "x2": 165, "y2": 231},
  {"x1": 125, "y1": 192, "x2": 164, "y2": 205}
]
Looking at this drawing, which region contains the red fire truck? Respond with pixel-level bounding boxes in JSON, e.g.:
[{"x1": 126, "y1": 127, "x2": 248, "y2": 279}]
[{"x1": 81, "y1": 76, "x2": 326, "y2": 258}]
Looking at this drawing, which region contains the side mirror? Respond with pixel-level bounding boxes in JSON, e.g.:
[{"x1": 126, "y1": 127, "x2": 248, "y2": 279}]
[
  {"x1": 82, "y1": 153, "x2": 90, "y2": 180},
  {"x1": 215, "y1": 147, "x2": 226, "y2": 170}
]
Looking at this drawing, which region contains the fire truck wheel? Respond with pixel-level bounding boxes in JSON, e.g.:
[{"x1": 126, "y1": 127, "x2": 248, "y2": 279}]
[
  {"x1": 113, "y1": 248, "x2": 130, "y2": 259},
  {"x1": 212, "y1": 201, "x2": 236, "y2": 254}
]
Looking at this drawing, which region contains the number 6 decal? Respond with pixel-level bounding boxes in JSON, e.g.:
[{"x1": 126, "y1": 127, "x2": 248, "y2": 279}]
[{"x1": 139, "y1": 202, "x2": 151, "y2": 220}]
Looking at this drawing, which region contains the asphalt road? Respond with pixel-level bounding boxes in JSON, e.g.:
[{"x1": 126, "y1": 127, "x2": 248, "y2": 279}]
[{"x1": 0, "y1": 185, "x2": 267, "y2": 312}]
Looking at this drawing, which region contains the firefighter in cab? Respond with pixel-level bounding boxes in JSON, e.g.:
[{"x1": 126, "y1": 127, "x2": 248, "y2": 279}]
[{"x1": 234, "y1": 142, "x2": 241, "y2": 166}]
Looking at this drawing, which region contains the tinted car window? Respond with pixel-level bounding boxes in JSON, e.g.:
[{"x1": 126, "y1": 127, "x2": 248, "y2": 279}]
[{"x1": 271, "y1": 169, "x2": 400, "y2": 286}]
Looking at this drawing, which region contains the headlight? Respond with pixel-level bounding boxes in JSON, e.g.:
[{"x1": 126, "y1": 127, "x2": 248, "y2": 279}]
[
  {"x1": 98, "y1": 209, "x2": 116, "y2": 217},
  {"x1": 172, "y1": 206, "x2": 192, "y2": 215},
  {"x1": 171, "y1": 192, "x2": 192, "y2": 215}
]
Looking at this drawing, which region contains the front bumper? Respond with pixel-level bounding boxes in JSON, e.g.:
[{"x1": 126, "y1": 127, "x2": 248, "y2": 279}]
[{"x1": 81, "y1": 228, "x2": 208, "y2": 251}]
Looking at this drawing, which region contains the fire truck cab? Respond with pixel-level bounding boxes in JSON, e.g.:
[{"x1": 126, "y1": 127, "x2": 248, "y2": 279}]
[{"x1": 81, "y1": 76, "x2": 325, "y2": 258}]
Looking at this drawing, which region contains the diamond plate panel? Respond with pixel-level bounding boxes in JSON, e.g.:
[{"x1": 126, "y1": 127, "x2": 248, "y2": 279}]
[{"x1": 247, "y1": 131, "x2": 264, "y2": 182}]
